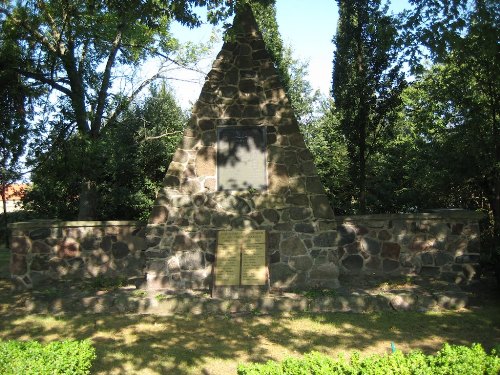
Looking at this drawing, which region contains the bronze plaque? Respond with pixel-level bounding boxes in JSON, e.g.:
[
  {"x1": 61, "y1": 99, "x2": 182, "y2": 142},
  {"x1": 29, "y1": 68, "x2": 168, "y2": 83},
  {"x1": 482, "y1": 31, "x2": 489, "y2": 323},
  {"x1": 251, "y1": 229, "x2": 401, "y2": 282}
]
[
  {"x1": 215, "y1": 231, "x2": 241, "y2": 286},
  {"x1": 215, "y1": 230, "x2": 267, "y2": 286},
  {"x1": 217, "y1": 126, "x2": 267, "y2": 191}
]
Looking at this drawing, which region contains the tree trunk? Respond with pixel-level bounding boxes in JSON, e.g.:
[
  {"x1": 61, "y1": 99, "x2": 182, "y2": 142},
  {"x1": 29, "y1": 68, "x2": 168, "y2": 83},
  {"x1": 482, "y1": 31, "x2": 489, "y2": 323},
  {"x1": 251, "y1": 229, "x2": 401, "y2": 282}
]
[
  {"x1": 493, "y1": 100, "x2": 500, "y2": 257},
  {"x1": 77, "y1": 179, "x2": 97, "y2": 220},
  {"x1": 356, "y1": 8, "x2": 368, "y2": 215},
  {"x1": 1, "y1": 181, "x2": 8, "y2": 248}
]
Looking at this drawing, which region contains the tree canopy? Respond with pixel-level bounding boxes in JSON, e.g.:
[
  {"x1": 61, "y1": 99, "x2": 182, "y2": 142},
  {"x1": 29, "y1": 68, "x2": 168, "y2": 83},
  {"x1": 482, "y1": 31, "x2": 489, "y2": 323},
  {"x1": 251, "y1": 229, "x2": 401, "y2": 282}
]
[
  {"x1": 0, "y1": 0, "x2": 234, "y2": 218},
  {"x1": 332, "y1": 0, "x2": 405, "y2": 213},
  {"x1": 401, "y1": 0, "x2": 499, "y2": 252}
]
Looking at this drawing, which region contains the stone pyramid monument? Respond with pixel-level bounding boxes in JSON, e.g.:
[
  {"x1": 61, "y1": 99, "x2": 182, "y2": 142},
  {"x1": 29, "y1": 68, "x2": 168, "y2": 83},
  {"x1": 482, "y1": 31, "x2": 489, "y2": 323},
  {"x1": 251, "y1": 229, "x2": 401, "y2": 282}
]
[{"x1": 144, "y1": 4, "x2": 339, "y2": 290}]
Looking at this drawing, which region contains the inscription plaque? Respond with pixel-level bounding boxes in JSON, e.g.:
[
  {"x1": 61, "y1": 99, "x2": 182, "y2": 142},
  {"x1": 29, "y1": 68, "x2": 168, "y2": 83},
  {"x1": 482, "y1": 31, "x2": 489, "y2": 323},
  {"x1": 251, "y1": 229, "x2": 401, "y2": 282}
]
[
  {"x1": 216, "y1": 231, "x2": 242, "y2": 286},
  {"x1": 217, "y1": 126, "x2": 267, "y2": 191},
  {"x1": 215, "y1": 230, "x2": 267, "y2": 286}
]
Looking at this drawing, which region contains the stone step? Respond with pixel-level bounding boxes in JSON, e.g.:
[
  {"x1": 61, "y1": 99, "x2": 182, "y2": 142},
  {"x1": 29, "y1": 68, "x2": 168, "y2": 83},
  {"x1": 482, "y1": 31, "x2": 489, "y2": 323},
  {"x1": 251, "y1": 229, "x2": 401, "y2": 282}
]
[{"x1": 21, "y1": 288, "x2": 469, "y2": 315}]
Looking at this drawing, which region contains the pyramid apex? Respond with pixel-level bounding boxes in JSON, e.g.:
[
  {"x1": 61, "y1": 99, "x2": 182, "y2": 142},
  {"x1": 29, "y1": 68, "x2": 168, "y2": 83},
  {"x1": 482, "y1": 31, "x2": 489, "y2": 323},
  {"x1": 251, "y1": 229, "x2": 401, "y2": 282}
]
[{"x1": 229, "y1": 2, "x2": 261, "y2": 38}]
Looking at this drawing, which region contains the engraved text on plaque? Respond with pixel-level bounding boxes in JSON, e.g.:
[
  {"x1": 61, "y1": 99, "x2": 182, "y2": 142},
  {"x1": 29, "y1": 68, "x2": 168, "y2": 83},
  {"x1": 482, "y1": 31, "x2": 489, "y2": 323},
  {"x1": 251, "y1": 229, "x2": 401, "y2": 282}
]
[
  {"x1": 215, "y1": 230, "x2": 267, "y2": 286},
  {"x1": 217, "y1": 126, "x2": 267, "y2": 191}
]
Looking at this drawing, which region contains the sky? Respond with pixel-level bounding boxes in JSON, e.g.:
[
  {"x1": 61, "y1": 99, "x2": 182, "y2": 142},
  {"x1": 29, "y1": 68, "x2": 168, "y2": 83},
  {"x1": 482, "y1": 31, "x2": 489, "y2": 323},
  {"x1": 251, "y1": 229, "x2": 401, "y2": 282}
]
[{"x1": 168, "y1": 0, "x2": 410, "y2": 109}]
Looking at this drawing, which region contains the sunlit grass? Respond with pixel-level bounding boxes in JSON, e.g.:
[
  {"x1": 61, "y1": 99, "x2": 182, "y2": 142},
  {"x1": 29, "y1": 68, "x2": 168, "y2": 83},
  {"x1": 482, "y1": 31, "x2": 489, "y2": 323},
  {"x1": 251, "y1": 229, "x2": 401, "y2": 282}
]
[{"x1": 0, "y1": 305, "x2": 499, "y2": 374}]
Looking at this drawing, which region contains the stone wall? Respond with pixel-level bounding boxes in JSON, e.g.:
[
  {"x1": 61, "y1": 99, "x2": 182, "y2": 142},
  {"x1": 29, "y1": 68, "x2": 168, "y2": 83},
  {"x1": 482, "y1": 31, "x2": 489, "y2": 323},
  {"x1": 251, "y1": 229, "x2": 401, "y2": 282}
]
[
  {"x1": 334, "y1": 210, "x2": 483, "y2": 283},
  {"x1": 8, "y1": 221, "x2": 146, "y2": 288},
  {"x1": 8, "y1": 211, "x2": 483, "y2": 289}
]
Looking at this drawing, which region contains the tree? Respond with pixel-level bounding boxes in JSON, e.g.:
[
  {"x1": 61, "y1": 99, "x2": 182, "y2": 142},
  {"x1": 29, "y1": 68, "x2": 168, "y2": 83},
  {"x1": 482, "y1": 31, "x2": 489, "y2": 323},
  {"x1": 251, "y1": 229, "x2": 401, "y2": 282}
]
[
  {"x1": 249, "y1": 1, "x2": 321, "y2": 127},
  {"x1": 23, "y1": 84, "x2": 186, "y2": 221},
  {"x1": 0, "y1": 34, "x2": 33, "y2": 246},
  {"x1": 0, "y1": 0, "x2": 234, "y2": 219},
  {"x1": 249, "y1": 1, "x2": 289, "y2": 89},
  {"x1": 282, "y1": 46, "x2": 321, "y2": 126},
  {"x1": 304, "y1": 98, "x2": 353, "y2": 214},
  {"x1": 332, "y1": 0, "x2": 406, "y2": 213},
  {"x1": 99, "y1": 84, "x2": 185, "y2": 221},
  {"x1": 402, "y1": 0, "x2": 500, "y2": 253}
]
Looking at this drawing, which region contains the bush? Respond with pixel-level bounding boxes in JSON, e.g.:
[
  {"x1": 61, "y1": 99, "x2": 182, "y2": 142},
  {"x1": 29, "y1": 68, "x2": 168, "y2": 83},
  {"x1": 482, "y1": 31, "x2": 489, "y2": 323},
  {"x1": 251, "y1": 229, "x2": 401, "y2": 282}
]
[
  {"x1": 237, "y1": 343, "x2": 500, "y2": 375},
  {"x1": 0, "y1": 339, "x2": 96, "y2": 375}
]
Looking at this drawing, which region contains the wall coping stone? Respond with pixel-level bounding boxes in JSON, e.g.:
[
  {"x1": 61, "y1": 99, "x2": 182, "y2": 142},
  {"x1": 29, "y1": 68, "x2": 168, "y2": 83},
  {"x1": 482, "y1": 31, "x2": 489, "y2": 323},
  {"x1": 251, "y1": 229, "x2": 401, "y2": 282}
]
[
  {"x1": 8, "y1": 220, "x2": 145, "y2": 229},
  {"x1": 7, "y1": 210, "x2": 483, "y2": 229},
  {"x1": 337, "y1": 210, "x2": 485, "y2": 222}
]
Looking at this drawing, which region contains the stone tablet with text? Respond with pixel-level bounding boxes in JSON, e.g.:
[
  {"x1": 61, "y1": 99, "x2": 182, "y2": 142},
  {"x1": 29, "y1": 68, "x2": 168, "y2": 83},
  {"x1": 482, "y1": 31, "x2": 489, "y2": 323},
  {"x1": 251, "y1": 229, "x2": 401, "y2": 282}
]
[{"x1": 217, "y1": 126, "x2": 267, "y2": 191}]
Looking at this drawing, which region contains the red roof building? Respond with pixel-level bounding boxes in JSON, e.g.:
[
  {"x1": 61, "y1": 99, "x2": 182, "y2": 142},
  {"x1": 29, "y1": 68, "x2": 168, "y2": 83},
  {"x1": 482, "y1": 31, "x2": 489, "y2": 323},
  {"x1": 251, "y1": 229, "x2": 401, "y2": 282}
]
[{"x1": 1, "y1": 184, "x2": 28, "y2": 212}]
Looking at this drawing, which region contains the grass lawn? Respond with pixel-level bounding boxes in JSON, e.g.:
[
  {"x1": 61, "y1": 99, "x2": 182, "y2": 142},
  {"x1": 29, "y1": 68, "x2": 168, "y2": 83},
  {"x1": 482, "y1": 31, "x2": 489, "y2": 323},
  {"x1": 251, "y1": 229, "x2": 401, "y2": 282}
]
[
  {"x1": 0, "y1": 247, "x2": 498, "y2": 374},
  {"x1": 0, "y1": 299, "x2": 499, "y2": 374}
]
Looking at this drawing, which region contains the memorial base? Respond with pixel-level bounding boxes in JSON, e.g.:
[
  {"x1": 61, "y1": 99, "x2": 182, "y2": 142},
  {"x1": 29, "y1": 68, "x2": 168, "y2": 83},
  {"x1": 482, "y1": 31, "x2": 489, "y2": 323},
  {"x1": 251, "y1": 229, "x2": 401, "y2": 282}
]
[{"x1": 211, "y1": 285, "x2": 269, "y2": 299}]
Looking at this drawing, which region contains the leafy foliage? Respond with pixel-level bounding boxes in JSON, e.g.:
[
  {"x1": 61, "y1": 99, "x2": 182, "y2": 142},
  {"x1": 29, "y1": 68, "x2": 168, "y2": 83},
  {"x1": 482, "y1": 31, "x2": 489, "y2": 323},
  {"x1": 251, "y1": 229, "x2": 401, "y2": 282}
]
[
  {"x1": 248, "y1": 1, "x2": 320, "y2": 126},
  {"x1": 237, "y1": 343, "x2": 500, "y2": 375},
  {"x1": 332, "y1": 0, "x2": 406, "y2": 213},
  {"x1": 1, "y1": 0, "x2": 177, "y2": 135},
  {"x1": 0, "y1": 0, "x2": 225, "y2": 218},
  {"x1": 282, "y1": 47, "x2": 321, "y2": 126},
  {"x1": 0, "y1": 37, "x2": 30, "y2": 185},
  {"x1": 304, "y1": 99, "x2": 353, "y2": 214},
  {"x1": 23, "y1": 84, "x2": 185, "y2": 220},
  {"x1": 249, "y1": 1, "x2": 289, "y2": 91},
  {"x1": 0, "y1": 29, "x2": 35, "y2": 245},
  {"x1": 0, "y1": 339, "x2": 96, "y2": 375},
  {"x1": 398, "y1": 0, "x2": 500, "y2": 255}
]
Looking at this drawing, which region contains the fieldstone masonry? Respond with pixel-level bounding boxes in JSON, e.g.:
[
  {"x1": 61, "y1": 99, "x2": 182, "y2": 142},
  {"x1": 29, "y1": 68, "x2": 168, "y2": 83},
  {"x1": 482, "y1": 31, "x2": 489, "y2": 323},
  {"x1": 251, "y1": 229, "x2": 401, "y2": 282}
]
[
  {"x1": 8, "y1": 221, "x2": 146, "y2": 289},
  {"x1": 7, "y1": 6, "x2": 485, "y2": 292},
  {"x1": 7, "y1": 211, "x2": 483, "y2": 289},
  {"x1": 335, "y1": 211, "x2": 483, "y2": 283},
  {"x1": 144, "y1": 5, "x2": 339, "y2": 290}
]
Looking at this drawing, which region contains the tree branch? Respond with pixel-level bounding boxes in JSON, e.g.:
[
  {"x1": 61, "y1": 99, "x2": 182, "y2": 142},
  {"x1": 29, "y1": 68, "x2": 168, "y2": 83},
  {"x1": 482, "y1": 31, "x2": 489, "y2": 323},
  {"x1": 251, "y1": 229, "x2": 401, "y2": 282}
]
[
  {"x1": 1, "y1": 7, "x2": 59, "y2": 55},
  {"x1": 153, "y1": 50, "x2": 208, "y2": 75},
  {"x1": 107, "y1": 70, "x2": 164, "y2": 127},
  {"x1": 90, "y1": 28, "x2": 123, "y2": 136},
  {"x1": 14, "y1": 68, "x2": 72, "y2": 96},
  {"x1": 36, "y1": 0, "x2": 66, "y2": 54},
  {"x1": 119, "y1": 42, "x2": 210, "y2": 75},
  {"x1": 141, "y1": 131, "x2": 182, "y2": 142}
]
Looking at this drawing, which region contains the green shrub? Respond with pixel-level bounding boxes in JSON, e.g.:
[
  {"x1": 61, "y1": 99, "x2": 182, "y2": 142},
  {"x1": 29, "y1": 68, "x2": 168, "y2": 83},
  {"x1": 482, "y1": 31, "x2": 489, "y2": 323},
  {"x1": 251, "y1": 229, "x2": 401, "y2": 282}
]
[
  {"x1": 237, "y1": 343, "x2": 500, "y2": 375},
  {"x1": 0, "y1": 339, "x2": 95, "y2": 375}
]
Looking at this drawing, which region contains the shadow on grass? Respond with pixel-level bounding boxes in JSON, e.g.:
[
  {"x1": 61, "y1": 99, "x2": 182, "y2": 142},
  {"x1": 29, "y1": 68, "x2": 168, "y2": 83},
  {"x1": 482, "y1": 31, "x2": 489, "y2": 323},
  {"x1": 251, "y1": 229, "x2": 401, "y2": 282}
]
[
  {"x1": 0, "y1": 303, "x2": 499, "y2": 374},
  {"x1": 1, "y1": 269, "x2": 499, "y2": 374}
]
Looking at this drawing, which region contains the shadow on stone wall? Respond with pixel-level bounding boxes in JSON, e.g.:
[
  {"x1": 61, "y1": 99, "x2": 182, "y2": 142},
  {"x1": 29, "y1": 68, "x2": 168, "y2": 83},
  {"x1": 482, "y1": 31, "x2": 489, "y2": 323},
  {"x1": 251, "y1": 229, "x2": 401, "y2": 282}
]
[
  {"x1": 334, "y1": 211, "x2": 484, "y2": 283},
  {"x1": 8, "y1": 221, "x2": 147, "y2": 289}
]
